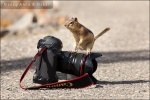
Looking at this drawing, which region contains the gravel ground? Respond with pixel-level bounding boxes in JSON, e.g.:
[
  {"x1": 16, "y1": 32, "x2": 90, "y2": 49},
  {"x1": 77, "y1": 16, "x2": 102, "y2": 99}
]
[{"x1": 1, "y1": 1, "x2": 149, "y2": 99}]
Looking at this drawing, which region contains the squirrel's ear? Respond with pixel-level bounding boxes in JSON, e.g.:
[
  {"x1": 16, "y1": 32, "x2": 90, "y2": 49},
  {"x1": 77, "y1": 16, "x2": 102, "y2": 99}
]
[{"x1": 75, "y1": 17, "x2": 78, "y2": 21}]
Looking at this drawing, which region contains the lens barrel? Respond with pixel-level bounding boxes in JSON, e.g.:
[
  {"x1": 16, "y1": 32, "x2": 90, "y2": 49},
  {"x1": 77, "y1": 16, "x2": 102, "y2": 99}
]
[{"x1": 57, "y1": 51, "x2": 102, "y2": 77}]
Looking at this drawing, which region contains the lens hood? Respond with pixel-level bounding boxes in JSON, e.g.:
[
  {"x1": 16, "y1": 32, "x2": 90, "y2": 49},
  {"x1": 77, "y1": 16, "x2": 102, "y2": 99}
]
[{"x1": 84, "y1": 53, "x2": 102, "y2": 75}]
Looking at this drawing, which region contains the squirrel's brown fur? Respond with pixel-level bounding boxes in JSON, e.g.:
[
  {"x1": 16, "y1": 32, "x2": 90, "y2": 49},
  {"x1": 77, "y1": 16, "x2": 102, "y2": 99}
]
[{"x1": 64, "y1": 17, "x2": 110, "y2": 54}]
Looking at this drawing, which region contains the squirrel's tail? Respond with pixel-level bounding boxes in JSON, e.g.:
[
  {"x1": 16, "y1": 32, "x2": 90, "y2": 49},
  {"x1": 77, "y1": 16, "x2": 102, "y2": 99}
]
[{"x1": 94, "y1": 27, "x2": 110, "y2": 40}]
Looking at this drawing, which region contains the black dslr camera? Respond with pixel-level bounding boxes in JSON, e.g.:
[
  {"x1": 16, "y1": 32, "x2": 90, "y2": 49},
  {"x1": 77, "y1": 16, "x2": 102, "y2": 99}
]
[{"x1": 33, "y1": 36, "x2": 102, "y2": 85}]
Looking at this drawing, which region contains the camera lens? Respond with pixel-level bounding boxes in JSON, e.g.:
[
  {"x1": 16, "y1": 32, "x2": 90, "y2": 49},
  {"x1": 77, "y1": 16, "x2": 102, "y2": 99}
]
[
  {"x1": 57, "y1": 52, "x2": 99, "y2": 76},
  {"x1": 57, "y1": 52, "x2": 83, "y2": 76}
]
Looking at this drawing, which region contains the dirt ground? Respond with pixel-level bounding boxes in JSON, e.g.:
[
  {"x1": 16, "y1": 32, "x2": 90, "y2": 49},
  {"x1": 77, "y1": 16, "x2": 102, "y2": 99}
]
[{"x1": 1, "y1": 1, "x2": 149, "y2": 99}]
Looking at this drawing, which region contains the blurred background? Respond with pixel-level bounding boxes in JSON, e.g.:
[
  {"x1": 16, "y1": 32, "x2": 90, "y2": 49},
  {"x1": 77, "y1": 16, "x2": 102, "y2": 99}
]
[
  {"x1": 1, "y1": 1, "x2": 149, "y2": 59},
  {"x1": 1, "y1": 1, "x2": 149, "y2": 99}
]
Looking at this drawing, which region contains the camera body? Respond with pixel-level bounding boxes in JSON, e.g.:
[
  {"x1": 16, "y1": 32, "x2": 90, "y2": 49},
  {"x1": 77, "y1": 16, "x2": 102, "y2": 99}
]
[{"x1": 33, "y1": 36, "x2": 102, "y2": 84}]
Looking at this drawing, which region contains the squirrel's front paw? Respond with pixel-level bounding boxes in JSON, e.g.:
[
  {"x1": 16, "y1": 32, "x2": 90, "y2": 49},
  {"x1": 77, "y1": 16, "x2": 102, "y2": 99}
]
[{"x1": 86, "y1": 49, "x2": 91, "y2": 55}]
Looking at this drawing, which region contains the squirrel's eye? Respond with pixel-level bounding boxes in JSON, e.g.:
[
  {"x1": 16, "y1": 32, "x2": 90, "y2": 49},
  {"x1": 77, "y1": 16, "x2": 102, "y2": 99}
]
[{"x1": 70, "y1": 21, "x2": 74, "y2": 25}]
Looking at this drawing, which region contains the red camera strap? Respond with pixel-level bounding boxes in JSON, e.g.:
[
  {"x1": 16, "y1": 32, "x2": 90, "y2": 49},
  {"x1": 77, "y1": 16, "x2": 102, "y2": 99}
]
[{"x1": 19, "y1": 47, "x2": 93, "y2": 90}]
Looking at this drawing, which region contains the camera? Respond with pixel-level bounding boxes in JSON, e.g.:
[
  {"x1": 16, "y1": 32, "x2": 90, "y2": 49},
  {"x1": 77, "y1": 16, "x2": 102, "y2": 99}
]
[{"x1": 33, "y1": 36, "x2": 102, "y2": 85}]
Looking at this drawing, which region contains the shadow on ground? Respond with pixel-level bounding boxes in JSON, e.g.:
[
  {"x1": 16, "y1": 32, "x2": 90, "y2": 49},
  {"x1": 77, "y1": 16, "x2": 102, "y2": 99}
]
[
  {"x1": 95, "y1": 80, "x2": 150, "y2": 88},
  {"x1": 96, "y1": 49, "x2": 149, "y2": 63},
  {"x1": 1, "y1": 49, "x2": 149, "y2": 73}
]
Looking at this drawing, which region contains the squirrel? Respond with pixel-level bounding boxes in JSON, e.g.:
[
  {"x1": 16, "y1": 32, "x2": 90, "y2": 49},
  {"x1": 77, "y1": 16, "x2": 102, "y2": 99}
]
[{"x1": 64, "y1": 17, "x2": 110, "y2": 55}]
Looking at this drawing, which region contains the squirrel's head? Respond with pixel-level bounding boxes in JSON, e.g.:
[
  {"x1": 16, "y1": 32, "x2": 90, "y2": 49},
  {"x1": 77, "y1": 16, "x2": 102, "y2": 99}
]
[{"x1": 64, "y1": 17, "x2": 79, "y2": 30}]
